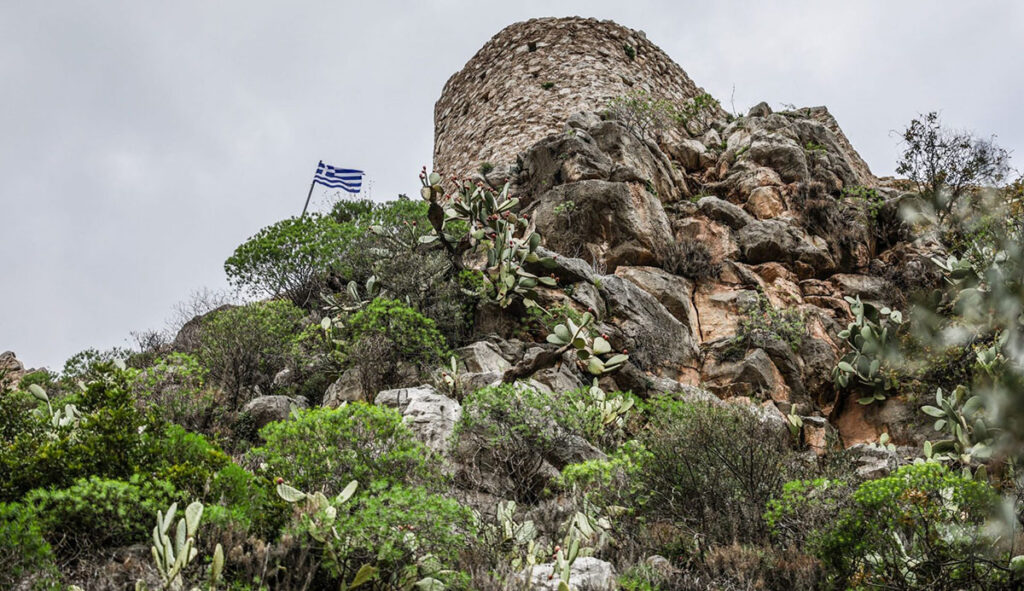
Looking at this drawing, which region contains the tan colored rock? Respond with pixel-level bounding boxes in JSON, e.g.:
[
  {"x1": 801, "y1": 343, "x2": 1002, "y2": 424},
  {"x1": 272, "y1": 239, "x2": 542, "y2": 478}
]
[
  {"x1": 745, "y1": 186, "x2": 786, "y2": 219},
  {"x1": 692, "y1": 283, "x2": 757, "y2": 343},
  {"x1": 674, "y1": 217, "x2": 738, "y2": 264},
  {"x1": 833, "y1": 401, "x2": 879, "y2": 447}
]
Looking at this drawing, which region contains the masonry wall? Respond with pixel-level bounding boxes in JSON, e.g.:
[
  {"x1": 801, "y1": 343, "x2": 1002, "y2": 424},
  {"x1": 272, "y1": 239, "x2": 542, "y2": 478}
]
[{"x1": 433, "y1": 17, "x2": 713, "y2": 178}]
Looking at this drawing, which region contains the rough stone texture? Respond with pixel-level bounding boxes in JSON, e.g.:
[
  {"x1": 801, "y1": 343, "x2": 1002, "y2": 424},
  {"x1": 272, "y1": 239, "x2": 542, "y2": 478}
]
[
  {"x1": 242, "y1": 395, "x2": 308, "y2": 430},
  {"x1": 323, "y1": 369, "x2": 363, "y2": 407},
  {"x1": 520, "y1": 557, "x2": 617, "y2": 591},
  {"x1": 613, "y1": 266, "x2": 700, "y2": 343},
  {"x1": 434, "y1": 17, "x2": 719, "y2": 178},
  {"x1": 0, "y1": 351, "x2": 27, "y2": 388},
  {"x1": 375, "y1": 386, "x2": 462, "y2": 454}
]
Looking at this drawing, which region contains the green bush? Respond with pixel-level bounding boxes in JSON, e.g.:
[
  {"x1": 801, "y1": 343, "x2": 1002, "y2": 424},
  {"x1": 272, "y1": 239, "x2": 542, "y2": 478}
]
[
  {"x1": 224, "y1": 213, "x2": 360, "y2": 304},
  {"x1": 659, "y1": 237, "x2": 721, "y2": 280},
  {"x1": 631, "y1": 398, "x2": 796, "y2": 545},
  {"x1": 251, "y1": 403, "x2": 440, "y2": 495},
  {"x1": 455, "y1": 383, "x2": 600, "y2": 502},
  {"x1": 773, "y1": 463, "x2": 1013, "y2": 589},
  {"x1": 23, "y1": 475, "x2": 179, "y2": 553},
  {"x1": 196, "y1": 300, "x2": 305, "y2": 408},
  {"x1": 0, "y1": 502, "x2": 59, "y2": 590},
  {"x1": 294, "y1": 483, "x2": 475, "y2": 589},
  {"x1": 340, "y1": 298, "x2": 450, "y2": 394},
  {"x1": 131, "y1": 352, "x2": 222, "y2": 433},
  {"x1": 0, "y1": 365, "x2": 165, "y2": 502}
]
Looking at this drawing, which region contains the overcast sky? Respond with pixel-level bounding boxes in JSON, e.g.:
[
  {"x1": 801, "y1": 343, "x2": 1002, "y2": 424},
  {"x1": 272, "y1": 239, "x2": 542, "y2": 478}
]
[{"x1": 2, "y1": 1, "x2": 1022, "y2": 371}]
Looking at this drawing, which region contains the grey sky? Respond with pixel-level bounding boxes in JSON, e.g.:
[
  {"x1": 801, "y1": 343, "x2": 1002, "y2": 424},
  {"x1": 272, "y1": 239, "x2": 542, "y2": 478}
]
[{"x1": 2, "y1": 1, "x2": 1022, "y2": 370}]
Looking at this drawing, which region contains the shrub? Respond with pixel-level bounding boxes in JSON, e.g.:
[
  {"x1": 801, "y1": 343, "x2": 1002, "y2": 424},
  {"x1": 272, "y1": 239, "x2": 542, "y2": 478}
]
[
  {"x1": 0, "y1": 502, "x2": 59, "y2": 590},
  {"x1": 731, "y1": 292, "x2": 806, "y2": 354},
  {"x1": 250, "y1": 403, "x2": 440, "y2": 495},
  {"x1": 605, "y1": 89, "x2": 679, "y2": 142},
  {"x1": 292, "y1": 483, "x2": 475, "y2": 589},
  {"x1": 897, "y1": 112, "x2": 1011, "y2": 223},
  {"x1": 776, "y1": 463, "x2": 1013, "y2": 589},
  {"x1": 631, "y1": 398, "x2": 796, "y2": 545},
  {"x1": 23, "y1": 475, "x2": 179, "y2": 553},
  {"x1": 131, "y1": 352, "x2": 222, "y2": 433},
  {"x1": 455, "y1": 383, "x2": 598, "y2": 502},
  {"x1": 659, "y1": 238, "x2": 720, "y2": 280},
  {"x1": 339, "y1": 298, "x2": 450, "y2": 394},
  {"x1": 224, "y1": 213, "x2": 359, "y2": 304},
  {"x1": 196, "y1": 300, "x2": 305, "y2": 408}
]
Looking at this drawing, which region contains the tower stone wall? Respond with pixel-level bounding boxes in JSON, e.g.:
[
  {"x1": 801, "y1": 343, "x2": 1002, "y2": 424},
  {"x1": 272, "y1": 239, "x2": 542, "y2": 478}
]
[{"x1": 433, "y1": 17, "x2": 714, "y2": 177}]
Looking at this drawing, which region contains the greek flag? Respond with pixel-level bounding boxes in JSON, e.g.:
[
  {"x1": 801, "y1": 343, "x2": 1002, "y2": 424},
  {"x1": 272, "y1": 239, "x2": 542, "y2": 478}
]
[{"x1": 313, "y1": 161, "x2": 363, "y2": 193}]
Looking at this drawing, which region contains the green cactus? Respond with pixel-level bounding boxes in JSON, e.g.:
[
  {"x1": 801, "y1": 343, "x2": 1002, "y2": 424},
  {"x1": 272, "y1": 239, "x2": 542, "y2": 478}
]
[
  {"x1": 921, "y1": 385, "x2": 995, "y2": 473},
  {"x1": 832, "y1": 295, "x2": 902, "y2": 404},
  {"x1": 137, "y1": 501, "x2": 223, "y2": 591},
  {"x1": 577, "y1": 379, "x2": 633, "y2": 430},
  {"x1": 419, "y1": 171, "x2": 556, "y2": 309},
  {"x1": 28, "y1": 383, "x2": 82, "y2": 430},
  {"x1": 546, "y1": 312, "x2": 629, "y2": 376}
]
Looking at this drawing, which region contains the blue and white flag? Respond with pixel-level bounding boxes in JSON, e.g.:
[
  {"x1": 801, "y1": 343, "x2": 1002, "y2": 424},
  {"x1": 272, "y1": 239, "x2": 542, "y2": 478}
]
[{"x1": 313, "y1": 161, "x2": 364, "y2": 193}]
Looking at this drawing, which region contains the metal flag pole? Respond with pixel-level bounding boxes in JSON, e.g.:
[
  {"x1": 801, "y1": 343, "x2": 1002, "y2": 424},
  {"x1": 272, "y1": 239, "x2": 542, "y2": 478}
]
[{"x1": 300, "y1": 161, "x2": 322, "y2": 217}]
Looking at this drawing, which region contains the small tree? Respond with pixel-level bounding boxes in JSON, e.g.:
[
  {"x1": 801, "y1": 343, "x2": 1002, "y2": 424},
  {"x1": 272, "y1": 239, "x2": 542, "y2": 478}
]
[
  {"x1": 896, "y1": 112, "x2": 1010, "y2": 222},
  {"x1": 224, "y1": 214, "x2": 359, "y2": 305},
  {"x1": 196, "y1": 300, "x2": 304, "y2": 408}
]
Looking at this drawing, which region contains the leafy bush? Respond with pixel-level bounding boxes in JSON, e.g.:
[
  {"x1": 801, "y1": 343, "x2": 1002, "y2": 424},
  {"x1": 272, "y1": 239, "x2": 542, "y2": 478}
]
[
  {"x1": 455, "y1": 383, "x2": 601, "y2": 502},
  {"x1": 0, "y1": 365, "x2": 164, "y2": 502},
  {"x1": 0, "y1": 502, "x2": 59, "y2": 590},
  {"x1": 631, "y1": 398, "x2": 796, "y2": 545},
  {"x1": 196, "y1": 300, "x2": 305, "y2": 408},
  {"x1": 605, "y1": 89, "x2": 679, "y2": 142},
  {"x1": 131, "y1": 352, "x2": 222, "y2": 433},
  {"x1": 772, "y1": 463, "x2": 1013, "y2": 589},
  {"x1": 224, "y1": 213, "x2": 360, "y2": 304},
  {"x1": 292, "y1": 483, "x2": 475, "y2": 589},
  {"x1": 338, "y1": 297, "x2": 450, "y2": 394},
  {"x1": 732, "y1": 292, "x2": 806, "y2": 353},
  {"x1": 23, "y1": 475, "x2": 179, "y2": 553},
  {"x1": 251, "y1": 403, "x2": 440, "y2": 495}
]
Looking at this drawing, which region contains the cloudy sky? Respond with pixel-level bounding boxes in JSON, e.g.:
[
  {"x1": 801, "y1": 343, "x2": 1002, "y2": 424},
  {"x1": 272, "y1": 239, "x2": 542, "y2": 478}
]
[{"x1": 2, "y1": 1, "x2": 1021, "y2": 370}]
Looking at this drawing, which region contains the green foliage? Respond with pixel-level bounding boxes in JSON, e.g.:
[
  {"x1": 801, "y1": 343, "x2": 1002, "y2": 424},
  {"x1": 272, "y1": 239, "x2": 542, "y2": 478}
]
[
  {"x1": 778, "y1": 463, "x2": 1010, "y2": 589},
  {"x1": 224, "y1": 213, "x2": 359, "y2": 303},
  {"x1": 0, "y1": 364, "x2": 165, "y2": 502},
  {"x1": 804, "y1": 141, "x2": 826, "y2": 153},
  {"x1": 455, "y1": 383, "x2": 600, "y2": 502},
  {"x1": 897, "y1": 111, "x2": 1011, "y2": 223},
  {"x1": 920, "y1": 385, "x2": 995, "y2": 471},
  {"x1": 605, "y1": 89, "x2": 678, "y2": 142},
  {"x1": 675, "y1": 92, "x2": 721, "y2": 136},
  {"x1": 622, "y1": 43, "x2": 636, "y2": 60},
  {"x1": 251, "y1": 403, "x2": 440, "y2": 495},
  {"x1": 841, "y1": 185, "x2": 884, "y2": 222},
  {"x1": 196, "y1": 300, "x2": 305, "y2": 408},
  {"x1": 138, "y1": 500, "x2": 224, "y2": 591},
  {"x1": 17, "y1": 369, "x2": 56, "y2": 392},
  {"x1": 0, "y1": 502, "x2": 60, "y2": 590},
  {"x1": 420, "y1": 172, "x2": 556, "y2": 309},
  {"x1": 631, "y1": 398, "x2": 796, "y2": 545},
  {"x1": 131, "y1": 353, "x2": 221, "y2": 433},
  {"x1": 732, "y1": 293, "x2": 806, "y2": 354},
  {"x1": 306, "y1": 484, "x2": 475, "y2": 589},
  {"x1": 832, "y1": 295, "x2": 903, "y2": 403},
  {"x1": 546, "y1": 311, "x2": 630, "y2": 376},
  {"x1": 23, "y1": 474, "x2": 179, "y2": 553}
]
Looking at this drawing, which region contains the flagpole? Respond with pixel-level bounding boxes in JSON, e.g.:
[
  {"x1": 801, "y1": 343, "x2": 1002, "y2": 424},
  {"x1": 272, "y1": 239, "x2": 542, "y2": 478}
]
[{"x1": 300, "y1": 178, "x2": 317, "y2": 217}]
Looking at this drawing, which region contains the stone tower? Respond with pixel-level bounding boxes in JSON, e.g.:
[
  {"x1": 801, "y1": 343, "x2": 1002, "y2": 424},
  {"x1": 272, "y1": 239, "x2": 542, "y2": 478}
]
[{"x1": 433, "y1": 17, "x2": 714, "y2": 178}]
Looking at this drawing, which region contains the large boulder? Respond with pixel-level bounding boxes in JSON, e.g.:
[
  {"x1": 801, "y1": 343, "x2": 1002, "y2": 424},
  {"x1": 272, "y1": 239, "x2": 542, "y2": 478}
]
[
  {"x1": 375, "y1": 386, "x2": 462, "y2": 455},
  {"x1": 613, "y1": 266, "x2": 700, "y2": 343},
  {"x1": 323, "y1": 369, "x2": 363, "y2": 407},
  {"x1": 520, "y1": 557, "x2": 617, "y2": 591},
  {"x1": 597, "y1": 275, "x2": 700, "y2": 380},
  {"x1": 242, "y1": 395, "x2": 308, "y2": 430},
  {"x1": 532, "y1": 180, "x2": 673, "y2": 271}
]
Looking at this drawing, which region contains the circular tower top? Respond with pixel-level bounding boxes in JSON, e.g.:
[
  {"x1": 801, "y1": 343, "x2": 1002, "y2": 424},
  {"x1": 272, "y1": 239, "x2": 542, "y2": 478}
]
[{"x1": 433, "y1": 17, "x2": 713, "y2": 178}]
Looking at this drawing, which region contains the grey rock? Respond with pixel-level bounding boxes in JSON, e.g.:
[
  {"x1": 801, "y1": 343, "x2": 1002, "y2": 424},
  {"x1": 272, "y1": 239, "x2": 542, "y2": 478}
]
[
  {"x1": 748, "y1": 132, "x2": 809, "y2": 182},
  {"x1": 703, "y1": 348, "x2": 777, "y2": 398},
  {"x1": 457, "y1": 341, "x2": 511, "y2": 374},
  {"x1": 829, "y1": 273, "x2": 894, "y2": 304},
  {"x1": 737, "y1": 219, "x2": 801, "y2": 264},
  {"x1": 565, "y1": 111, "x2": 603, "y2": 131},
  {"x1": 597, "y1": 275, "x2": 700, "y2": 378},
  {"x1": 848, "y1": 442, "x2": 899, "y2": 479},
  {"x1": 613, "y1": 266, "x2": 699, "y2": 342},
  {"x1": 375, "y1": 386, "x2": 462, "y2": 454},
  {"x1": 242, "y1": 395, "x2": 308, "y2": 430},
  {"x1": 747, "y1": 101, "x2": 773, "y2": 118},
  {"x1": 323, "y1": 368, "x2": 363, "y2": 407},
  {"x1": 697, "y1": 195, "x2": 754, "y2": 230},
  {"x1": 670, "y1": 138, "x2": 712, "y2": 172},
  {"x1": 521, "y1": 557, "x2": 617, "y2": 591},
  {"x1": 533, "y1": 180, "x2": 673, "y2": 271}
]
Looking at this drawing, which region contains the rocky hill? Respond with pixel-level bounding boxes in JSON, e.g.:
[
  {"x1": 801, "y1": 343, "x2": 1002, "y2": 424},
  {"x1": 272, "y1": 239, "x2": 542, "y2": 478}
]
[{"x1": 3, "y1": 16, "x2": 1021, "y2": 591}]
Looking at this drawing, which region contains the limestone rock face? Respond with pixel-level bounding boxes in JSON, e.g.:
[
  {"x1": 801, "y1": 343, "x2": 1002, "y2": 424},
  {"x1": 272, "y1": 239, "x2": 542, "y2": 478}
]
[
  {"x1": 375, "y1": 386, "x2": 462, "y2": 455},
  {"x1": 434, "y1": 17, "x2": 720, "y2": 178},
  {"x1": 520, "y1": 557, "x2": 617, "y2": 591}
]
